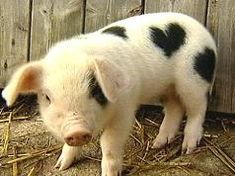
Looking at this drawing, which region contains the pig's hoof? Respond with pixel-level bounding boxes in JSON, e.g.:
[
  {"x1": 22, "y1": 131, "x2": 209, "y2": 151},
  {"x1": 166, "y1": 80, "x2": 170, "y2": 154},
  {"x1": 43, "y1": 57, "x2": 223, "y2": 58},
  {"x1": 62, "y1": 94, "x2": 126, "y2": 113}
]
[
  {"x1": 152, "y1": 133, "x2": 174, "y2": 149},
  {"x1": 102, "y1": 170, "x2": 122, "y2": 176},
  {"x1": 102, "y1": 159, "x2": 122, "y2": 176},
  {"x1": 182, "y1": 134, "x2": 201, "y2": 154},
  {"x1": 54, "y1": 144, "x2": 81, "y2": 171},
  {"x1": 55, "y1": 153, "x2": 75, "y2": 170}
]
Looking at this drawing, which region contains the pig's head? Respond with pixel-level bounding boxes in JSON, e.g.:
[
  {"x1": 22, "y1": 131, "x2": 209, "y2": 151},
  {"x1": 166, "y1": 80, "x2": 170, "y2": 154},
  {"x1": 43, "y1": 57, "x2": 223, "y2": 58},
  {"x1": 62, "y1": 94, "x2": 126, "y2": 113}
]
[{"x1": 2, "y1": 40, "x2": 130, "y2": 147}]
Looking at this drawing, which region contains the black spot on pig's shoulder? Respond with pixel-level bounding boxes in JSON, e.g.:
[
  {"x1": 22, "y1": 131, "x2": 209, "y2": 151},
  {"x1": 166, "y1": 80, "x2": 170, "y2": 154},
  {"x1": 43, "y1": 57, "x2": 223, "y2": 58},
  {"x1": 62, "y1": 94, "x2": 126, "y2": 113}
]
[
  {"x1": 194, "y1": 47, "x2": 216, "y2": 83},
  {"x1": 88, "y1": 72, "x2": 108, "y2": 106},
  {"x1": 102, "y1": 26, "x2": 128, "y2": 39},
  {"x1": 149, "y1": 23, "x2": 186, "y2": 57}
]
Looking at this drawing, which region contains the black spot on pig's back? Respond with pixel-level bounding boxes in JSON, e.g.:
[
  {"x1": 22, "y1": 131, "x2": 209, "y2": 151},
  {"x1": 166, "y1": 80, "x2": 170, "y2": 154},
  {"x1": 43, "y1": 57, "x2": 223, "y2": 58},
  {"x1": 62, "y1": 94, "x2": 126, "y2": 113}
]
[
  {"x1": 149, "y1": 23, "x2": 186, "y2": 57},
  {"x1": 88, "y1": 72, "x2": 108, "y2": 106},
  {"x1": 194, "y1": 47, "x2": 216, "y2": 83},
  {"x1": 102, "y1": 26, "x2": 128, "y2": 39}
]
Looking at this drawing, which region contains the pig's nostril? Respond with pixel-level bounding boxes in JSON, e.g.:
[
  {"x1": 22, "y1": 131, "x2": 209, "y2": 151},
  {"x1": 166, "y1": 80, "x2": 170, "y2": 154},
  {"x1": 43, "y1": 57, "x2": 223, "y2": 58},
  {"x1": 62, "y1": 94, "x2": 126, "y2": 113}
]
[
  {"x1": 67, "y1": 137, "x2": 74, "y2": 142},
  {"x1": 82, "y1": 133, "x2": 92, "y2": 142},
  {"x1": 64, "y1": 132, "x2": 92, "y2": 146},
  {"x1": 65, "y1": 136, "x2": 76, "y2": 145}
]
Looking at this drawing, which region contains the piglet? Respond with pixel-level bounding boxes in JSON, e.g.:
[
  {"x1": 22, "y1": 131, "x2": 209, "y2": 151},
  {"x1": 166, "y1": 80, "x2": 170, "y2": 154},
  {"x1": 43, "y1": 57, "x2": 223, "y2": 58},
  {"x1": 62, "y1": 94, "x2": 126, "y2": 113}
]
[{"x1": 2, "y1": 13, "x2": 217, "y2": 176}]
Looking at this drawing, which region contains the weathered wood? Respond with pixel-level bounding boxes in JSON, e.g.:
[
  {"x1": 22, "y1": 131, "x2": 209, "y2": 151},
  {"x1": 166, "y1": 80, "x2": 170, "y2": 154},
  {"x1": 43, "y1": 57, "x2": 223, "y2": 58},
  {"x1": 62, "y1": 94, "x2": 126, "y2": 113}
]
[
  {"x1": 0, "y1": 0, "x2": 30, "y2": 87},
  {"x1": 30, "y1": 0, "x2": 85, "y2": 61},
  {"x1": 85, "y1": 0, "x2": 142, "y2": 33},
  {"x1": 145, "y1": 0, "x2": 207, "y2": 23},
  {"x1": 207, "y1": 0, "x2": 235, "y2": 113},
  {"x1": 0, "y1": 0, "x2": 234, "y2": 113}
]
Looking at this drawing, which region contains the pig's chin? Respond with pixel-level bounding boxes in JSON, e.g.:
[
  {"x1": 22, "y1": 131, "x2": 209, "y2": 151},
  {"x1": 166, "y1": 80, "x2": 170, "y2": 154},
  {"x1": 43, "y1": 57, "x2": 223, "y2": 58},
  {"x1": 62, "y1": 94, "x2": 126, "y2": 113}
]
[{"x1": 65, "y1": 141, "x2": 89, "y2": 147}]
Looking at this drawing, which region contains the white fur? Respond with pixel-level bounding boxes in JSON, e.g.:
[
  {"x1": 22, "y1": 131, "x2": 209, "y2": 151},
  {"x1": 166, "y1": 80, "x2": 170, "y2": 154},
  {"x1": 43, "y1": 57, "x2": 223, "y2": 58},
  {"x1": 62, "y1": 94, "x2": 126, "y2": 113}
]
[
  {"x1": 55, "y1": 143, "x2": 81, "y2": 170},
  {"x1": 2, "y1": 13, "x2": 217, "y2": 175}
]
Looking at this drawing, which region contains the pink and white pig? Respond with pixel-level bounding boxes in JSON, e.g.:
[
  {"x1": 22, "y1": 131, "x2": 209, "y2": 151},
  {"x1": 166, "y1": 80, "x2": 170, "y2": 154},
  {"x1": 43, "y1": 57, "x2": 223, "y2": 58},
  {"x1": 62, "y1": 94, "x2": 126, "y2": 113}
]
[{"x1": 2, "y1": 13, "x2": 217, "y2": 176}]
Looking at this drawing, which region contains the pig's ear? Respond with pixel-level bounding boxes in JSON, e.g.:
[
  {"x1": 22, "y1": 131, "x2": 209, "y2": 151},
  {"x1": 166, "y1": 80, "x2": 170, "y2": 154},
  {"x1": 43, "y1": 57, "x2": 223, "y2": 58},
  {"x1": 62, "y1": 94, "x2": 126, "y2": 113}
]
[
  {"x1": 2, "y1": 62, "x2": 42, "y2": 106},
  {"x1": 93, "y1": 59, "x2": 130, "y2": 103}
]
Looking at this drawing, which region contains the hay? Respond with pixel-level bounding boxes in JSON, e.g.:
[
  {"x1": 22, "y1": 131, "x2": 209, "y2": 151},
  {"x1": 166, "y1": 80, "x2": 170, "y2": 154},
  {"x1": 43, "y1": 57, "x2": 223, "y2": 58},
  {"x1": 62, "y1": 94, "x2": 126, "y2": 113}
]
[
  {"x1": 0, "y1": 97, "x2": 234, "y2": 175},
  {"x1": 27, "y1": 166, "x2": 36, "y2": 176},
  {"x1": 0, "y1": 116, "x2": 32, "y2": 123},
  {"x1": 1, "y1": 113, "x2": 12, "y2": 157},
  {"x1": 203, "y1": 137, "x2": 235, "y2": 173},
  {"x1": 12, "y1": 146, "x2": 18, "y2": 176},
  {"x1": 78, "y1": 118, "x2": 189, "y2": 175},
  {"x1": 4, "y1": 145, "x2": 61, "y2": 165}
]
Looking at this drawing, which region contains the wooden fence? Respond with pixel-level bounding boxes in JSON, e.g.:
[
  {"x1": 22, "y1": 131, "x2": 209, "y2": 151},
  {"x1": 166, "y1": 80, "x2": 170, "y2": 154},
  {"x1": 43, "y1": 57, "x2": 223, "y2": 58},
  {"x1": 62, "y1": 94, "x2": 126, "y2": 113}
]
[{"x1": 0, "y1": 0, "x2": 234, "y2": 113}]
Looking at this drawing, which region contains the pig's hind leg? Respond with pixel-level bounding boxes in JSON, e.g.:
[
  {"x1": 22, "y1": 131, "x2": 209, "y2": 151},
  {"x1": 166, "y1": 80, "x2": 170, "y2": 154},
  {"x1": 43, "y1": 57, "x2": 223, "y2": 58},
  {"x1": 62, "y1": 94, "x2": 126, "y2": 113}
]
[
  {"x1": 100, "y1": 108, "x2": 135, "y2": 176},
  {"x1": 180, "y1": 89, "x2": 208, "y2": 154},
  {"x1": 176, "y1": 77, "x2": 209, "y2": 154},
  {"x1": 176, "y1": 47, "x2": 215, "y2": 154},
  {"x1": 152, "y1": 94, "x2": 184, "y2": 149}
]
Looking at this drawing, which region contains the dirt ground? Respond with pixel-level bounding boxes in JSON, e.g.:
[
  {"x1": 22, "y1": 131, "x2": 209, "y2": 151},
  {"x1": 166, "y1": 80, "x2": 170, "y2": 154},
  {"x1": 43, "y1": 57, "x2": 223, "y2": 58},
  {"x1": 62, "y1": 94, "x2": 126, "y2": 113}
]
[{"x1": 0, "y1": 95, "x2": 235, "y2": 176}]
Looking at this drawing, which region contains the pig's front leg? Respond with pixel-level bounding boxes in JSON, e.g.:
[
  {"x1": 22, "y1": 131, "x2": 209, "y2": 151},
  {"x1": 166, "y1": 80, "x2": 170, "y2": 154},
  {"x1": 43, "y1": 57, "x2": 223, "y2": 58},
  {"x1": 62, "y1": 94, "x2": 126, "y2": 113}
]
[
  {"x1": 55, "y1": 143, "x2": 81, "y2": 170},
  {"x1": 101, "y1": 110, "x2": 134, "y2": 176}
]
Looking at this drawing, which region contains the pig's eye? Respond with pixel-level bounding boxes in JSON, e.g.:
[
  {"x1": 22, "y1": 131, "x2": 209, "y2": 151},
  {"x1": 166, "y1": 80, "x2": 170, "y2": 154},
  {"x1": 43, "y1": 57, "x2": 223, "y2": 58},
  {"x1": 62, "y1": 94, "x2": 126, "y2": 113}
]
[
  {"x1": 42, "y1": 93, "x2": 51, "y2": 104},
  {"x1": 45, "y1": 95, "x2": 50, "y2": 102}
]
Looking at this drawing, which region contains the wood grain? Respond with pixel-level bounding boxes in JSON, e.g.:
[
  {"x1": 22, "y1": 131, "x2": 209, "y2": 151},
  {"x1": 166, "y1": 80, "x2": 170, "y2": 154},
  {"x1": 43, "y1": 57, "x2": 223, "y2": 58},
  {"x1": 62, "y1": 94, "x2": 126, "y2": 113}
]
[
  {"x1": 85, "y1": 0, "x2": 142, "y2": 33},
  {"x1": 0, "y1": 0, "x2": 234, "y2": 113},
  {"x1": 207, "y1": 0, "x2": 235, "y2": 112},
  {"x1": 29, "y1": 0, "x2": 85, "y2": 61},
  {"x1": 145, "y1": 0, "x2": 207, "y2": 23},
  {"x1": 0, "y1": 0, "x2": 30, "y2": 87}
]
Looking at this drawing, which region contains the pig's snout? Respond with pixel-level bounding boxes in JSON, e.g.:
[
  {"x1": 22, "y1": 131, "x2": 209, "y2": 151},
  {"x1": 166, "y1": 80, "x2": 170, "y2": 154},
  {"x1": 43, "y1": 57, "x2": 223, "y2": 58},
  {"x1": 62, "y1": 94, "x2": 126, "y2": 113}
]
[{"x1": 64, "y1": 131, "x2": 92, "y2": 146}]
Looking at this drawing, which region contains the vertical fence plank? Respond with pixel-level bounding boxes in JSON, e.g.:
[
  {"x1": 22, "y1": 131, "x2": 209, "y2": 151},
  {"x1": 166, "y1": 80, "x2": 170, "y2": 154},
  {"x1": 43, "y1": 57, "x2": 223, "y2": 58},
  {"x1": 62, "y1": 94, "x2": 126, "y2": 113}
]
[
  {"x1": 0, "y1": 0, "x2": 30, "y2": 87},
  {"x1": 30, "y1": 0, "x2": 85, "y2": 61},
  {"x1": 145, "y1": 0, "x2": 207, "y2": 23},
  {"x1": 207, "y1": 0, "x2": 235, "y2": 112},
  {"x1": 85, "y1": 0, "x2": 142, "y2": 33},
  {"x1": 0, "y1": 0, "x2": 234, "y2": 113}
]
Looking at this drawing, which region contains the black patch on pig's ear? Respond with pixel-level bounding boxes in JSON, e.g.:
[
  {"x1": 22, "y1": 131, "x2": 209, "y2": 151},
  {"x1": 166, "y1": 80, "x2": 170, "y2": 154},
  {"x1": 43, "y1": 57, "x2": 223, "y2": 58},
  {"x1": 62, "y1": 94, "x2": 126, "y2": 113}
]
[
  {"x1": 88, "y1": 72, "x2": 108, "y2": 106},
  {"x1": 102, "y1": 26, "x2": 128, "y2": 39},
  {"x1": 194, "y1": 47, "x2": 216, "y2": 82},
  {"x1": 149, "y1": 23, "x2": 186, "y2": 57}
]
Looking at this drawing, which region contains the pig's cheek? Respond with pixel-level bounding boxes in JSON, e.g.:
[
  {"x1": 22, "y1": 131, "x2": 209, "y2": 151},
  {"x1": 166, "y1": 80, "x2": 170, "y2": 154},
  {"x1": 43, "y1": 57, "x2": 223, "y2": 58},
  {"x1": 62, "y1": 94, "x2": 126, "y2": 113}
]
[
  {"x1": 41, "y1": 111, "x2": 64, "y2": 141},
  {"x1": 90, "y1": 112, "x2": 105, "y2": 132},
  {"x1": 44, "y1": 118, "x2": 64, "y2": 142},
  {"x1": 87, "y1": 110, "x2": 101, "y2": 128}
]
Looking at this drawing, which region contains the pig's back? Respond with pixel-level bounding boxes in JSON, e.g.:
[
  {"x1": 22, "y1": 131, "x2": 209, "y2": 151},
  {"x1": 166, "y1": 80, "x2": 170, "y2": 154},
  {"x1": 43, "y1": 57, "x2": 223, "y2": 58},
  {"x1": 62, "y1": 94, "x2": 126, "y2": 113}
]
[
  {"x1": 96, "y1": 13, "x2": 216, "y2": 94},
  {"x1": 99, "y1": 13, "x2": 216, "y2": 58},
  {"x1": 74, "y1": 13, "x2": 217, "y2": 103}
]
